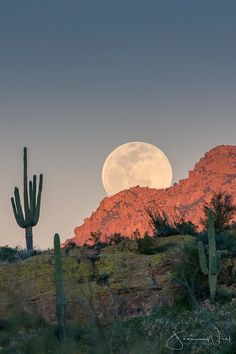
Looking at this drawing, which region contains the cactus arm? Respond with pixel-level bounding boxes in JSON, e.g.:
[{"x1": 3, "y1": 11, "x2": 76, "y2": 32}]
[
  {"x1": 29, "y1": 180, "x2": 33, "y2": 223},
  {"x1": 32, "y1": 174, "x2": 37, "y2": 214},
  {"x1": 11, "y1": 196, "x2": 26, "y2": 228},
  {"x1": 23, "y1": 147, "x2": 30, "y2": 221},
  {"x1": 54, "y1": 233, "x2": 66, "y2": 340},
  {"x1": 29, "y1": 180, "x2": 33, "y2": 202},
  {"x1": 32, "y1": 174, "x2": 43, "y2": 226},
  {"x1": 13, "y1": 187, "x2": 27, "y2": 227},
  {"x1": 11, "y1": 197, "x2": 17, "y2": 220},
  {"x1": 29, "y1": 175, "x2": 37, "y2": 223},
  {"x1": 198, "y1": 241, "x2": 209, "y2": 275}
]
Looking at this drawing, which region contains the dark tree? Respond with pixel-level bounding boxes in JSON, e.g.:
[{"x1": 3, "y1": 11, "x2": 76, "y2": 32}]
[
  {"x1": 146, "y1": 208, "x2": 197, "y2": 237},
  {"x1": 146, "y1": 208, "x2": 177, "y2": 237},
  {"x1": 202, "y1": 192, "x2": 236, "y2": 234}
]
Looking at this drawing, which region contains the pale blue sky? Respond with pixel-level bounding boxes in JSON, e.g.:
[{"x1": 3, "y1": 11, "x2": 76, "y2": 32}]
[{"x1": 0, "y1": 0, "x2": 235, "y2": 248}]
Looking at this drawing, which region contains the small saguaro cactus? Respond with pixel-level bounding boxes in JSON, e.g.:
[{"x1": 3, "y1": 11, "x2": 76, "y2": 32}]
[
  {"x1": 54, "y1": 233, "x2": 66, "y2": 340},
  {"x1": 197, "y1": 209, "x2": 221, "y2": 301},
  {"x1": 11, "y1": 147, "x2": 43, "y2": 252}
]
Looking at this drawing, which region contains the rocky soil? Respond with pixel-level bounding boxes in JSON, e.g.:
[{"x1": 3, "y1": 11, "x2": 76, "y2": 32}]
[{"x1": 0, "y1": 236, "x2": 194, "y2": 324}]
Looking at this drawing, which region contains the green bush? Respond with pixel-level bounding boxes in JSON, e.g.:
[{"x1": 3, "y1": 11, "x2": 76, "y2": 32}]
[
  {"x1": 94, "y1": 272, "x2": 110, "y2": 285},
  {"x1": 175, "y1": 220, "x2": 198, "y2": 236},
  {"x1": 147, "y1": 209, "x2": 178, "y2": 236},
  {"x1": 0, "y1": 246, "x2": 40, "y2": 263},
  {"x1": 201, "y1": 192, "x2": 236, "y2": 233},
  {"x1": 196, "y1": 231, "x2": 236, "y2": 256},
  {"x1": 136, "y1": 233, "x2": 157, "y2": 254},
  {"x1": 0, "y1": 246, "x2": 19, "y2": 262},
  {"x1": 88, "y1": 231, "x2": 107, "y2": 249},
  {"x1": 216, "y1": 288, "x2": 233, "y2": 304},
  {"x1": 173, "y1": 241, "x2": 208, "y2": 307},
  {"x1": 147, "y1": 208, "x2": 198, "y2": 237},
  {"x1": 0, "y1": 302, "x2": 235, "y2": 353},
  {"x1": 107, "y1": 233, "x2": 125, "y2": 245},
  {"x1": 155, "y1": 242, "x2": 177, "y2": 253}
]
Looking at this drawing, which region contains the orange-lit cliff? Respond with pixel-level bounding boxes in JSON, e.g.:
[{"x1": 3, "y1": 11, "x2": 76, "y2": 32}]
[{"x1": 65, "y1": 145, "x2": 236, "y2": 246}]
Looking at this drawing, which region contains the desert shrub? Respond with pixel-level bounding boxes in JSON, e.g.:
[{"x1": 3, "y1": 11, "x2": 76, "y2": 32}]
[
  {"x1": 195, "y1": 230, "x2": 236, "y2": 292},
  {"x1": 173, "y1": 241, "x2": 208, "y2": 307},
  {"x1": 216, "y1": 288, "x2": 233, "y2": 304},
  {"x1": 175, "y1": 220, "x2": 198, "y2": 236},
  {"x1": 147, "y1": 208, "x2": 198, "y2": 237},
  {"x1": 146, "y1": 209, "x2": 178, "y2": 237},
  {"x1": 173, "y1": 234, "x2": 236, "y2": 307},
  {"x1": 0, "y1": 246, "x2": 40, "y2": 263},
  {"x1": 196, "y1": 231, "x2": 227, "y2": 248},
  {"x1": 130, "y1": 228, "x2": 141, "y2": 239},
  {"x1": 10, "y1": 311, "x2": 46, "y2": 331},
  {"x1": 229, "y1": 221, "x2": 236, "y2": 233},
  {"x1": 0, "y1": 246, "x2": 19, "y2": 262},
  {"x1": 136, "y1": 233, "x2": 157, "y2": 254},
  {"x1": 94, "y1": 272, "x2": 110, "y2": 285},
  {"x1": 0, "y1": 311, "x2": 48, "y2": 352},
  {"x1": 0, "y1": 302, "x2": 235, "y2": 353},
  {"x1": 17, "y1": 248, "x2": 40, "y2": 260},
  {"x1": 155, "y1": 242, "x2": 177, "y2": 253},
  {"x1": 89, "y1": 231, "x2": 102, "y2": 244},
  {"x1": 196, "y1": 231, "x2": 236, "y2": 256},
  {"x1": 0, "y1": 320, "x2": 10, "y2": 331},
  {"x1": 201, "y1": 192, "x2": 236, "y2": 233},
  {"x1": 89, "y1": 232, "x2": 107, "y2": 249},
  {"x1": 0, "y1": 311, "x2": 85, "y2": 354},
  {"x1": 64, "y1": 241, "x2": 78, "y2": 254},
  {"x1": 223, "y1": 233, "x2": 236, "y2": 256},
  {"x1": 101, "y1": 303, "x2": 235, "y2": 354},
  {"x1": 107, "y1": 233, "x2": 125, "y2": 245}
]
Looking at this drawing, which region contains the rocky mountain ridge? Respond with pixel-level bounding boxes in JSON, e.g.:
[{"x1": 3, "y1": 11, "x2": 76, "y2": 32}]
[{"x1": 66, "y1": 145, "x2": 236, "y2": 246}]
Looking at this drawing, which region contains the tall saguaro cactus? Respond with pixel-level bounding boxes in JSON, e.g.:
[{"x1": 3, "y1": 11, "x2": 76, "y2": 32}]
[
  {"x1": 198, "y1": 209, "x2": 221, "y2": 301},
  {"x1": 11, "y1": 147, "x2": 43, "y2": 251},
  {"x1": 54, "y1": 233, "x2": 66, "y2": 340}
]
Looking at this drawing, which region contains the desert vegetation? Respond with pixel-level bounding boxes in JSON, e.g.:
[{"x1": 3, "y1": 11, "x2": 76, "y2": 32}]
[
  {"x1": 201, "y1": 192, "x2": 236, "y2": 233},
  {"x1": 1, "y1": 223, "x2": 236, "y2": 353},
  {"x1": 11, "y1": 147, "x2": 43, "y2": 252},
  {"x1": 0, "y1": 148, "x2": 236, "y2": 353},
  {"x1": 146, "y1": 207, "x2": 198, "y2": 237}
]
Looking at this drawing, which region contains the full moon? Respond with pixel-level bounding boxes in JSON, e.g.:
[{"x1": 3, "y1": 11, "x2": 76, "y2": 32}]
[{"x1": 102, "y1": 142, "x2": 173, "y2": 196}]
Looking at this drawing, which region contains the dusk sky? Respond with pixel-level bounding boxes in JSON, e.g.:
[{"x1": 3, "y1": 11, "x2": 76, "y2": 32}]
[{"x1": 0, "y1": 1, "x2": 236, "y2": 249}]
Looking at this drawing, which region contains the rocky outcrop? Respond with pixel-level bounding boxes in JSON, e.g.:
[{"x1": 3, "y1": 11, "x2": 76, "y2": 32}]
[
  {"x1": 68, "y1": 145, "x2": 236, "y2": 246},
  {"x1": 0, "y1": 236, "x2": 193, "y2": 324},
  {"x1": 0, "y1": 235, "x2": 236, "y2": 326}
]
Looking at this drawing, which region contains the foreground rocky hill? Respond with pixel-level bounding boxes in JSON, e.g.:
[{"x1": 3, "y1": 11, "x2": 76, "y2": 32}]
[
  {"x1": 1, "y1": 234, "x2": 235, "y2": 325},
  {"x1": 0, "y1": 236, "x2": 191, "y2": 324},
  {"x1": 1, "y1": 233, "x2": 236, "y2": 353},
  {"x1": 67, "y1": 145, "x2": 236, "y2": 246}
]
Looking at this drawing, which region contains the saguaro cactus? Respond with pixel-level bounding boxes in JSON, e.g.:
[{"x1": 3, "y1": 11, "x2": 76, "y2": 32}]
[
  {"x1": 54, "y1": 233, "x2": 66, "y2": 340},
  {"x1": 198, "y1": 209, "x2": 221, "y2": 301},
  {"x1": 11, "y1": 147, "x2": 43, "y2": 251}
]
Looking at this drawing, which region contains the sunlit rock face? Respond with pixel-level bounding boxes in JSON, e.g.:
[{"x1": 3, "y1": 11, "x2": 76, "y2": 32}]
[{"x1": 65, "y1": 145, "x2": 236, "y2": 246}]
